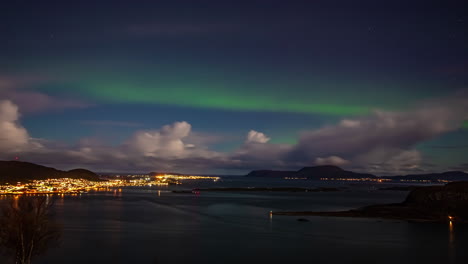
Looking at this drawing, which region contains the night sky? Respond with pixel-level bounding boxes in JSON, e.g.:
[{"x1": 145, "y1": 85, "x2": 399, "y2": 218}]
[{"x1": 1, "y1": 0, "x2": 467, "y2": 174}]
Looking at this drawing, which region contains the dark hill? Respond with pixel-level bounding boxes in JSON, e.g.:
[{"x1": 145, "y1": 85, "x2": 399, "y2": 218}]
[
  {"x1": 0, "y1": 161, "x2": 100, "y2": 183},
  {"x1": 66, "y1": 168, "x2": 101, "y2": 181},
  {"x1": 245, "y1": 165, "x2": 375, "y2": 179}
]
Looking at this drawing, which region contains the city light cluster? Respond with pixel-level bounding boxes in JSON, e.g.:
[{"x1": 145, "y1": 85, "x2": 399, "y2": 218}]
[
  {"x1": 397, "y1": 179, "x2": 451, "y2": 183},
  {"x1": 319, "y1": 178, "x2": 391, "y2": 182},
  {"x1": 0, "y1": 178, "x2": 169, "y2": 195},
  {"x1": 155, "y1": 174, "x2": 220, "y2": 182}
]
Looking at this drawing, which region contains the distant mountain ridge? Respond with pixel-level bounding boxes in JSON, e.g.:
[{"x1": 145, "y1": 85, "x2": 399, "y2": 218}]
[
  {"x1": 246, "y1": 165, "x2": 376, "y2": 179},
  {"x1": 0, "y1": 161, "x2": 100, "y2": 183},
  {"x1": 383, "y1": 171, "x2": 468, "y2": 182},
  {"x1": 246, "y1": 165, "x2": 468, "y2": 182}
]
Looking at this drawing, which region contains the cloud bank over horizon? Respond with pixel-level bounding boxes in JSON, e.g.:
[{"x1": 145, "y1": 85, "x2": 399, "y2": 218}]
[{"x1": 1, "y1": 93, "x2": 466, "y2": 175}]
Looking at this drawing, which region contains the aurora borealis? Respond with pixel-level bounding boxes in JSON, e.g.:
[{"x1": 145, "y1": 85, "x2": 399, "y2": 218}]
[{"x1": 1, "y1": 0, "x2": 467, "y2": 174}]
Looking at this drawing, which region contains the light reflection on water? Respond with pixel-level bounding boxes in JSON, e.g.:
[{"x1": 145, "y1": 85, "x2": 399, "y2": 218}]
[
  {"x1": 449, "y1": 221, "x2": 455, "y2": 264},
  {"x1": 1, "y1": 178, "x2": 467, "y2": 264}
]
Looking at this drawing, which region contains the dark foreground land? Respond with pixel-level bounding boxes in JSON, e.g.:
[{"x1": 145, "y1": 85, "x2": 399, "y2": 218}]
[{"x1": 273, "y1": 181, "x2": 468, "y2": 223}]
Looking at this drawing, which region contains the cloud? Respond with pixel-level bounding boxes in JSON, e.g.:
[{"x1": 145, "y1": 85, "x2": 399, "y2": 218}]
[
  {"x1": 285, "y1": 95, "x2": 468, "y2": 173},
  {"x1": 1, "y1": 93, "x2": 467, "y2": 174},
  {"x1": 314, "y1": 156, "x2": 349, "y2": 166},
  {"x1": 229, "y1": 130, "x2": 293, "y2": 169},
  {"x1": 39, "y1": 121, "x2": 225, "y2": 172},
  {"x1": 292, "y1": 108, "x2": 460, "y2": 160},
  {"x1": 355, "y1": 149, "x2": 423, "y2": 175},
  {"x1": 450, "y1": 163, "x2": 468, "y2": 173},
  {"x1": 245, "y1": 130, "x2": 270, "y2": 144},
  {"x1": 126, "y1": 121, "x2": 193, "y2": 158},
  {"x1": 0, "y1": 100, "x2": 40, "y2": 153}
]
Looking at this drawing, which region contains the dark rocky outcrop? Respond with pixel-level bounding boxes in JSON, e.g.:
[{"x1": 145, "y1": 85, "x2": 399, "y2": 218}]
[
  {"x1": 272, "y1": 181, "x2": 468, "y2": 222},
  {"x1": 0, "y1": 161, "x2": 100, "y2": 183}
]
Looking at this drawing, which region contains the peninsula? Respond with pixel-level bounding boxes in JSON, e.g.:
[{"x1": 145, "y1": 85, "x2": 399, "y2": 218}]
[{"x1": 272, "y1": 181, "x2": 468, "y2": 223}]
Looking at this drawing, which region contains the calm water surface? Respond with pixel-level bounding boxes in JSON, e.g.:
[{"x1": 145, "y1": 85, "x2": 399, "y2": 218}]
[{"x1": 3, "y1": 177, "x2": 467, "y2": 264}]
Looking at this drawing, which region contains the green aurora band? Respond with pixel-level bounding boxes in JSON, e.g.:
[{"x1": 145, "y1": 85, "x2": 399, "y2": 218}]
[
  {"x1": 28, "y1": 62, "x2": 447, "y2": 116},
  {"x1": 82, "y1": 81, "x2": 370, "y2": 115}
]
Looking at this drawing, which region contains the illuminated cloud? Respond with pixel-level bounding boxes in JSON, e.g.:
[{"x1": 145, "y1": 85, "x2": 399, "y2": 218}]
[
  {"x1": 1, "y1": 94, "x2": 467, "y2": 174},
  {"x1": 246, "y1": 130, "x2": 270, "y2": 144},
  {"x1": 288, "y1": 95, "x2": 468, "y2": 173},
  {"x1": 0, "y1": 100, "x2": 40, "y2": 153},
  {"x1": 315, "y1": 156, "x2": 349, "y2": 166},
  {"x1": 126, "y1": 121, "x2": 193, "y2": 158}
]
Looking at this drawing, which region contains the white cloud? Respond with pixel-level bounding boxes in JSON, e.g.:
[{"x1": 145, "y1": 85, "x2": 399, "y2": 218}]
[
  {"x1": 246, "y1": 130, "x2": 270, "y2": 144},
  {"x1": 293, "y1": 107, "x2": 460, "y2": 159},
  {"x1": 0, "y1": 100, "x2": 32, "y2": 152},
  {"x1": 126, "y1": 121, "x2": 193, "y2": 158}
]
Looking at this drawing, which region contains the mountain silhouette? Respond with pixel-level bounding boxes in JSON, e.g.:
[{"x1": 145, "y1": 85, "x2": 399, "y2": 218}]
[{"x1": 0, "y1": 161, "x2": 100, "y2": 183}]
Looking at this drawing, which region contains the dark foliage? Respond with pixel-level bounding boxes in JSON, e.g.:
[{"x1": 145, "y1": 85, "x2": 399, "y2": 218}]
[{"x1": 0, "y1": 196, "x2": 61, "y2": 264}]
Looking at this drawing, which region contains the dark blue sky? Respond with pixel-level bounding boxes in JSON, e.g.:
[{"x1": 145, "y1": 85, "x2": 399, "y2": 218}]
[{"x1": 0, "y1": 0, "x2": 467, "y2": 174}]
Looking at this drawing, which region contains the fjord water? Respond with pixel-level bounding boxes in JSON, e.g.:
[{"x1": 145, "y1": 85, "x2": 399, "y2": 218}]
[{"x1": 17, "y1": 178, "x2": 468, "y2": 263}]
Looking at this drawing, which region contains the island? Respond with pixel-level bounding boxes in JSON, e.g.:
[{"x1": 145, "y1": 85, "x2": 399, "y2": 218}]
[
  {"x1": 272, "y1": 181, "x2": 468, "y2": 223},
  {"x1": 245, "y1": 165, "x2": 468, "y2": 183},
  {"x1": 246, "y1": 165, "x2": 377, "y2": 180}
]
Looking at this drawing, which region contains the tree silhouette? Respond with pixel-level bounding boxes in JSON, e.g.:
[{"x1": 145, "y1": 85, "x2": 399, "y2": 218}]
[{"x1": 0, "y1": 196, "x2": 61, "y2": 264}]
